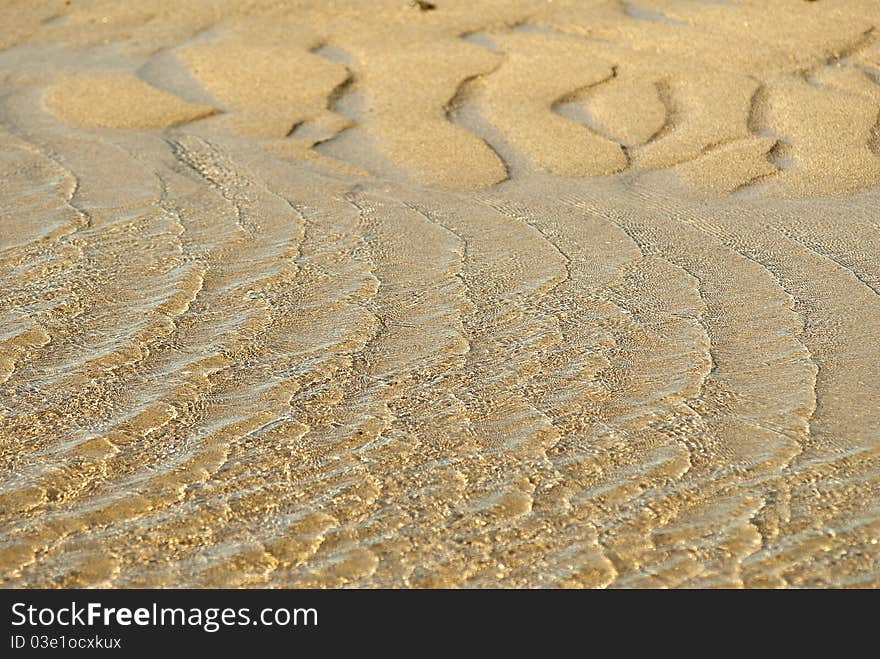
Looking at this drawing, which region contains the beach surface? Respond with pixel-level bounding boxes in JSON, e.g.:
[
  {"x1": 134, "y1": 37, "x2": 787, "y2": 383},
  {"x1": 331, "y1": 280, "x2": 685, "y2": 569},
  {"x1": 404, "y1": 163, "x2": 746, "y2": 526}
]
[{"x1": 1, "y1": 0, "x2": 879, "y2": 587}]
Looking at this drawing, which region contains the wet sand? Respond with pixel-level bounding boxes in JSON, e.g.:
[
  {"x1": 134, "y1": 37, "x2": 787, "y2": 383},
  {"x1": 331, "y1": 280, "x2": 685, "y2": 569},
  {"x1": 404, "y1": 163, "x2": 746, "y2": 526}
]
[{"x1": 1, "y1": 0, "x2": 879, "y2": 587}]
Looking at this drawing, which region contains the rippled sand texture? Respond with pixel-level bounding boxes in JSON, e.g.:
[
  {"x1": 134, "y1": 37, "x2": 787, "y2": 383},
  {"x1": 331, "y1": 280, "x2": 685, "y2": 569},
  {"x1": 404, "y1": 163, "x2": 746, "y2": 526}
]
[{"x1": 2, "y1": 1, "x2": 880, "y2": 588}]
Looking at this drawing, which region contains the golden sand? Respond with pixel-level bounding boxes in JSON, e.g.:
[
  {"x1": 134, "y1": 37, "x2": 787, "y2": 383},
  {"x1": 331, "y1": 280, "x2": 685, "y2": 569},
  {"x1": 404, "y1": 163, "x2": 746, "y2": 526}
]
[
  {"x1": 0, "y1": 1, "x2": 879, "y2": 587},
  {"x1": 44, "y1": 73, "x2": 216, "y2": 129}
]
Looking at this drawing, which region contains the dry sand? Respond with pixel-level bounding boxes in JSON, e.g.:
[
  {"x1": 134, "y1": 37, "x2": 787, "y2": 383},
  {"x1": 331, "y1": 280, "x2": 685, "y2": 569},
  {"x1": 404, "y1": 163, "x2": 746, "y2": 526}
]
[{"x1": 1, "y1": 0, "x2": 879, "y2": 587}]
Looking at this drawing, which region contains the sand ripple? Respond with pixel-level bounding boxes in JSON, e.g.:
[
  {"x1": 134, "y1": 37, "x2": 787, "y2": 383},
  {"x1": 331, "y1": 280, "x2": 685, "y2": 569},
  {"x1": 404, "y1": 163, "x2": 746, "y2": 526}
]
[{"x1": 1, "y1": 1, "x2": 879, "y2": 587}]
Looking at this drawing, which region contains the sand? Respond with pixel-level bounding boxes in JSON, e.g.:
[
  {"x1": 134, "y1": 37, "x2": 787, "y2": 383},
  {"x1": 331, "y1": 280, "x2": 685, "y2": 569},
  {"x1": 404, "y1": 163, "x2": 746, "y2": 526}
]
[{"x1": 0, "y1": 0, "x2": 879, "y2": 588}]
